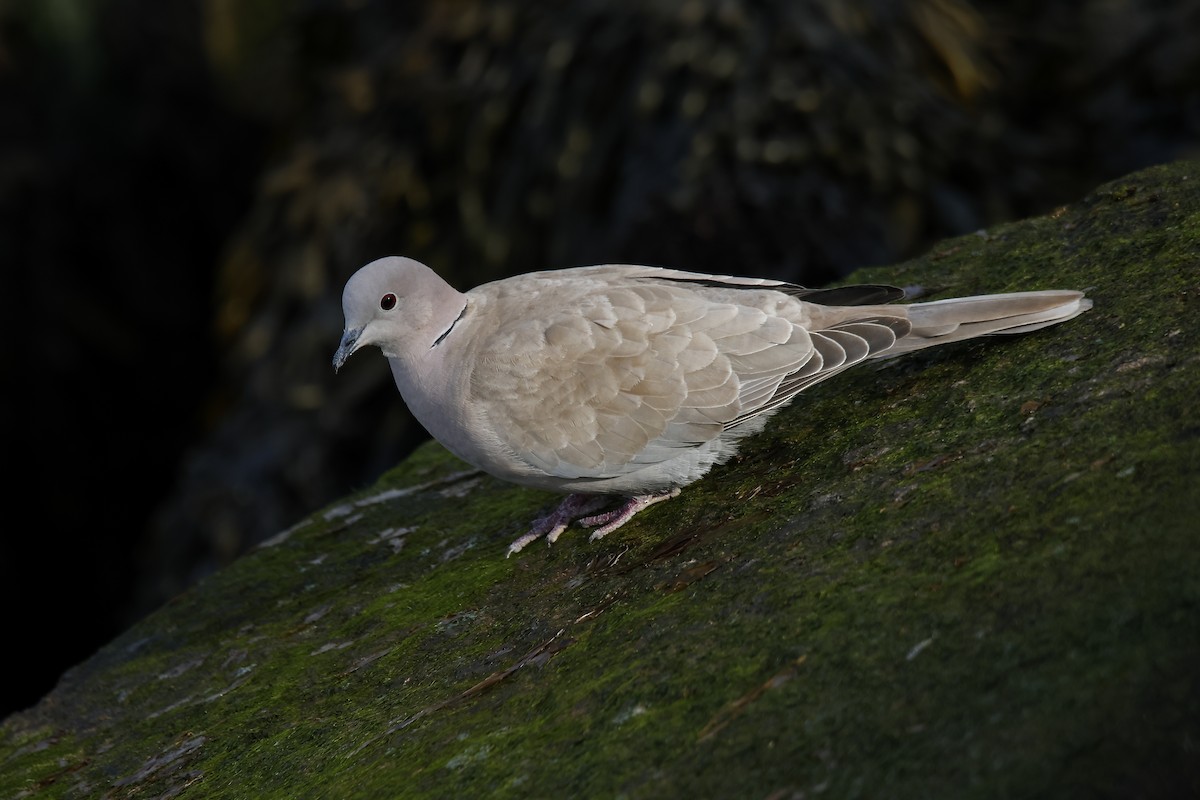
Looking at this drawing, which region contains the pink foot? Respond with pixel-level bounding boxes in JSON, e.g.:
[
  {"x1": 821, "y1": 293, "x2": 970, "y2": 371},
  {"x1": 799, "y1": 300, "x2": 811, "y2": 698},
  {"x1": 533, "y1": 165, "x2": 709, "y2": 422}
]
[
  {"x1": 505, "y1": 489, "x2": 682, "y2": 555},
  {"x1": 579, "y1": 489, "x2": 681, "y2": 541},
  {"x1": 506, "y1": 493, "x2": 608, "y2": 557}
]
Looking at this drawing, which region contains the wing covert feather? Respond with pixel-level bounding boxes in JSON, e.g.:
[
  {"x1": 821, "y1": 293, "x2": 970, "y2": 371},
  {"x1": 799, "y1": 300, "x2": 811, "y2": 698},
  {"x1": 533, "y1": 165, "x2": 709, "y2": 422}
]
[{"x1": 467, "y1": 272, "x2": 903, "y2": 480}]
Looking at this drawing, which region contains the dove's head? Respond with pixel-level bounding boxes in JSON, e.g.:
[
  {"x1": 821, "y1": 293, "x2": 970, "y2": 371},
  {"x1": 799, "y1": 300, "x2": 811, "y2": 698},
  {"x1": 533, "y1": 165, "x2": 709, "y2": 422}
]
[{"x1": 333, "y1": 256, "x2": 466, "y2": 371}]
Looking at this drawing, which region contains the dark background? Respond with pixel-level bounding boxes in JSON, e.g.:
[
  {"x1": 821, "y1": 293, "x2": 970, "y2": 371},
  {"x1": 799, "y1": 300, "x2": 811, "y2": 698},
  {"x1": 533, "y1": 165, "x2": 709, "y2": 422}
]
[{"x1": 1, "y1": 0, "x2": 1197, "y2": 719}]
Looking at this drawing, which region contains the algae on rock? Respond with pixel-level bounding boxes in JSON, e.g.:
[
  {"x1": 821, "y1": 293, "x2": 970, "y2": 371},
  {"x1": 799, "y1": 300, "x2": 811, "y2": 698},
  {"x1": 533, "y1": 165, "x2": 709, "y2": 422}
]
[{"x1": 2, "y1": 161, "x2": 1198, "y2": 799}]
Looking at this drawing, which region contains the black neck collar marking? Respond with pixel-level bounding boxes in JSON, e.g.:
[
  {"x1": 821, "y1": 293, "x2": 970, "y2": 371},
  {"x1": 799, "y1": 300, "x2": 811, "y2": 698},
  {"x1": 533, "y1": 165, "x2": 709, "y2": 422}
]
[{"x1": 432, "y1": 303, "x2": 468, "y2": 348}]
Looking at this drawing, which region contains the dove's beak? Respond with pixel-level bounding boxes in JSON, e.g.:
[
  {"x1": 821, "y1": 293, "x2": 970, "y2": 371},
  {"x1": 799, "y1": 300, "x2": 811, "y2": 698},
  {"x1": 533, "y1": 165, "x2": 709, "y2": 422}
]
[{"x1": 332, "y1": 327, "x2": 363, "y2": 372}]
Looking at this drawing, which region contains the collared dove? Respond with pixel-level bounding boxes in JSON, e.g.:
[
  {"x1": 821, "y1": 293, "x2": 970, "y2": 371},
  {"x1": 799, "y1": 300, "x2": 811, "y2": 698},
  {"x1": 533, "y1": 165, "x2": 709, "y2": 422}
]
[{"x1": 333, "y1": 256, "x2": 1091, "y2": 556}]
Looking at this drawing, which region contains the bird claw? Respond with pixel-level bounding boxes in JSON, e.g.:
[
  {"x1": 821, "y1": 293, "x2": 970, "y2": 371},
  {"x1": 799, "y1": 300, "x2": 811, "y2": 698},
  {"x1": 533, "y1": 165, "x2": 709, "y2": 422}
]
[
  {"x1": 506, "y1": 490, "x2": 681, "y2": 554},
  {"x1": 505, "y1": 530, "x2": 546, "y2": 557},
  {"x1": 506, "y1": 494, "x2": 606, "y2": 556},
  {"x1": 582, "y1": 489, "x2": 681, "y2": 542}
]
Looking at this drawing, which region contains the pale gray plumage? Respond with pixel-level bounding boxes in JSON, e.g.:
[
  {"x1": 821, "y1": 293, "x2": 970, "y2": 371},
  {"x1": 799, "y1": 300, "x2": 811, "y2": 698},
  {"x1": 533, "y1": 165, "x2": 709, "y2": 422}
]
[{"x1": 334, "y1": 256, "x2": 1092, "y2": 555}]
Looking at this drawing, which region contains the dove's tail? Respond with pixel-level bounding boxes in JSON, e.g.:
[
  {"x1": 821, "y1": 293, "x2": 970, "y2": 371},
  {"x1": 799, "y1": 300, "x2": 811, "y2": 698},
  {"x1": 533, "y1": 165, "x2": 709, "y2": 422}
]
[{"x1": 881, "y1": 290, "x2": 1092, "y2": 357}]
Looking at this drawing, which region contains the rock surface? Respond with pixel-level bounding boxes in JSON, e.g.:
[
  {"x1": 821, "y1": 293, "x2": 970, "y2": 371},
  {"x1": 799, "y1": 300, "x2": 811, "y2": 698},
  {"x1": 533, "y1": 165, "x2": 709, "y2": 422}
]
[{"x1": 1, "y1": 161, "x2": 1197, "y2": 798}]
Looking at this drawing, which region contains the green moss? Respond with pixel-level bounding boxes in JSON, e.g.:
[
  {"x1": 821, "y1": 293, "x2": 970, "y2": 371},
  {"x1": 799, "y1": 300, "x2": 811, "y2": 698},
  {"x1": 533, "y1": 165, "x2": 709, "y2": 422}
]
[{"x1": 3, "y1": 161, "x2": 1199, "y2": 798}]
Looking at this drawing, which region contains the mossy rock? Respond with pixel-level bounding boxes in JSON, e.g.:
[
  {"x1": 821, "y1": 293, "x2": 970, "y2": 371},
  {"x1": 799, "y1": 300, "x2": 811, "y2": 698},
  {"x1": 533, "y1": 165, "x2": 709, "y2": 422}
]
[{"x1": 3, "y1": 161, "x2": 1198, "y2": 798}]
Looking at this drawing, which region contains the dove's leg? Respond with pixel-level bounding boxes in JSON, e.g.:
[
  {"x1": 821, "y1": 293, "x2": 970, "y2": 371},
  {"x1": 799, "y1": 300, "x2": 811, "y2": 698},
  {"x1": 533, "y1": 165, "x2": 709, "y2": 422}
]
[
  {"x1": 580, "y1": 489, "x2": 682, "y2": 541},
  {"x1": 506, "y1": 493, "x2": 609, "y2": 557}
]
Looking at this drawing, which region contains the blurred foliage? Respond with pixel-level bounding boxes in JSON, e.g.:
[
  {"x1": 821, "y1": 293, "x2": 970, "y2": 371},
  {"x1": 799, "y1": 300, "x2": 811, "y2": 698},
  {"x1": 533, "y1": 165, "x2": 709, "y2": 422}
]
[{"x1": 0, "y1": 0, "x2": 265, "y2": 715}]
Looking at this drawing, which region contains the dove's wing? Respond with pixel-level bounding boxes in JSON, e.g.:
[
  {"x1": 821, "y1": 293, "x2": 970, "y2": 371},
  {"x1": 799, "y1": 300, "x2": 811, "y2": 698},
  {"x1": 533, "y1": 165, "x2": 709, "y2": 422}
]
[{"x1": 466, "y1": 267, "x2": 907, "y2": 482}]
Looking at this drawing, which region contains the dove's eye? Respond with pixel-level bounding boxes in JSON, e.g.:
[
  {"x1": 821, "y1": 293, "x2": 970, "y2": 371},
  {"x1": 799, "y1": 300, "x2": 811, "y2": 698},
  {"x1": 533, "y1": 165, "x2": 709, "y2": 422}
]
[{"x1": 380, "y1": 293, "x2": 397, "y2": 310}]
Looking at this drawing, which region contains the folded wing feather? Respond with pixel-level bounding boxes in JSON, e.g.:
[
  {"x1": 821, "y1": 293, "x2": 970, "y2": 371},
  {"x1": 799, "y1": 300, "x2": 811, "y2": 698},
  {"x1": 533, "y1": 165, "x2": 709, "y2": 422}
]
[{"x1": 470, "y1": 271, "x2": 908, "y2": 480}]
